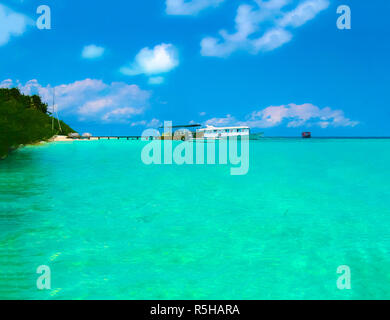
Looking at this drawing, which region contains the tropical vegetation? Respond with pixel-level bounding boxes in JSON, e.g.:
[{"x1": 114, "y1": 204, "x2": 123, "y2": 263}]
[{"x1": 0, "y1": 88, "x2": 75, "y2": 159}]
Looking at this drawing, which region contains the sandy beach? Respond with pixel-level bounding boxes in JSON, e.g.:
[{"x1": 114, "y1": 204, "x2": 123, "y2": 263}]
[
  {"x1": 51, "y1": 135, "x2": 99, "y2": 142},
  {"x1": 51, "y1": 135, "x2": 71, "y2": 142}
]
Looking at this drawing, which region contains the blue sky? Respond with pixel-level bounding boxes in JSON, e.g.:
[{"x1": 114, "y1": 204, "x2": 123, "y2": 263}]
[{"x1": 0, "y1": 0, "x2": 389, "y2": 136}]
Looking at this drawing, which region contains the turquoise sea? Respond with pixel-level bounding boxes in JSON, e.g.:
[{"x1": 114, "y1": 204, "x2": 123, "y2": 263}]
[{"x1": 1, "y1": 138, "x2": 390, "y2": 300}]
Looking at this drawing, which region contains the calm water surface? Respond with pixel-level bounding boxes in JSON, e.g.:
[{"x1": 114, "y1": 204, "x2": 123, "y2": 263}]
[{"x1": 1, "y1": 139, "x2": 390, "y2": 299}]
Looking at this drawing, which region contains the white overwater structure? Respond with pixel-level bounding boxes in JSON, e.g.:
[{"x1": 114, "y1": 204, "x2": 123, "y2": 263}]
[
  {"x1": 156, "y1": 123, "x2": 263, "y2": 141},
  {"x1": 196, "y1": 125, "x2": 250, "y2": 140}
]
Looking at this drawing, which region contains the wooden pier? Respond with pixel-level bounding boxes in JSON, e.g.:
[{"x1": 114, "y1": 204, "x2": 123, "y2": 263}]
[{"x1": 93, "y1": 136, "x2": 153, "y2": 140}]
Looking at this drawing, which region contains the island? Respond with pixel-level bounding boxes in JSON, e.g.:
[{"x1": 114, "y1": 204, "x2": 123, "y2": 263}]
[{"x1": 0, "y1": 88, "x2": 75, "y2": 159}]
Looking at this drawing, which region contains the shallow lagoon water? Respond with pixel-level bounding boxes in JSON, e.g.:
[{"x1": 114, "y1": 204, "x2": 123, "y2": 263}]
[{"x1": 1, "y1": 139, "x2": 390, "y2": 299}]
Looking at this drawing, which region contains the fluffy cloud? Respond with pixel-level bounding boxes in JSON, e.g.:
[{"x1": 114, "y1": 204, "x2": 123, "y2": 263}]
[
  {"x1": 130, "y1": 118, "x2": 162, "y2": 127},
  {"x1": 102, "y1": 107, "x2": 144, "y2": 122},
  {"x1": 252, "y1": 28, "x2": 292, "y2": 52},
  {"x1": 0, "y1": 79, "x2": 151, "y2": 123},
  {"x1": 166, "y1": 0, "x2": 225, "y2": 15},
  {"x1": 81, "y1": 44, "x2": 105, "y2": 59},
  {"x1": 204, "y1": 103, "x2": 359, "y2": 129},
  {"x1": 0, "y1": 4, "x2": 32, "y2": 46},
  {"x1": 205, "y1": 114, "x2": 238, "y2": 127},
  {"x1": 148, "y1": 76, "x2": 165, "y2": 85},
  {"x1": 201, "y1": 0, "x2": 329, "y2": 57},
  {"x1": 278, "y1": 0, "x2": 330, "y2": 28},
  {"x1": 120, "y1": 43, "x2": 179, "y2": 84}
]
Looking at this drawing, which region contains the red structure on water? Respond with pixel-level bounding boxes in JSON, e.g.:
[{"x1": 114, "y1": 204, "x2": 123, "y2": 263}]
[{"x1": 302, "y1": 132, "x2": 312, "y2": 138}]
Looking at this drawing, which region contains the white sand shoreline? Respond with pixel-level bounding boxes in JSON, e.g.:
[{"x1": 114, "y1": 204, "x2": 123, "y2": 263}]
[{"x1": 50, "y1": 135, "x2": 99, "y2": 142}]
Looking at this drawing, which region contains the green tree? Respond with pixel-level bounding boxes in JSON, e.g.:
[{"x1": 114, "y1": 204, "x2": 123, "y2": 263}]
[{"x1": 0, "y1": 88, "x2": 76, "y2": 159}]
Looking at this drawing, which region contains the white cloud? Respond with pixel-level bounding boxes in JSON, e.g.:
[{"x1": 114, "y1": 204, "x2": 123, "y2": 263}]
[
  {"x1": 278, "y1": 0, "x2": 330, "y2": 28},
  {"x1": 201, "y1": 0, "x2": 329, "y2": 57},
  {"x1": 81, "y1": 44, "x2": 105, "y2": 59},
  {"x1": 148, "y1": 76, "x2": 165, "y2": 85},
  {"x1": 120, "y1": 43, "x2": 179, "y2": 81},
  {"x1": 0, "y1": 79, "x2": 13, "y2": 87},
  {"x1": 253, "y1": 28, "x2": 292, "y2": 52},
  {"x1": 1, "y1": 79, "x2": 151, "y2": 123},
  {"x1": 166, "y1": 0, "x2": 225, "y2": 15},
  {"x1": 0, "y1": 4, "x2": 32, "y2": 46},
  {"x1": 102, "y1": 107, "x2": 143, "y2": 122},
  {"x1": 78, "y1": 98, "x2": 113, "y2": 115},
  {"x1": 130, "y1": 118, "x2": 162, "y2": 127},
  {"x1": 199, "y1": 111, "x2": 206, "y2": 116},
  {"x1": 205, "y1": 114, "x2": 238, "y2": 126},
  {"x1": 204, "y1": 103, "x2": 359, "y2": 129}
]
